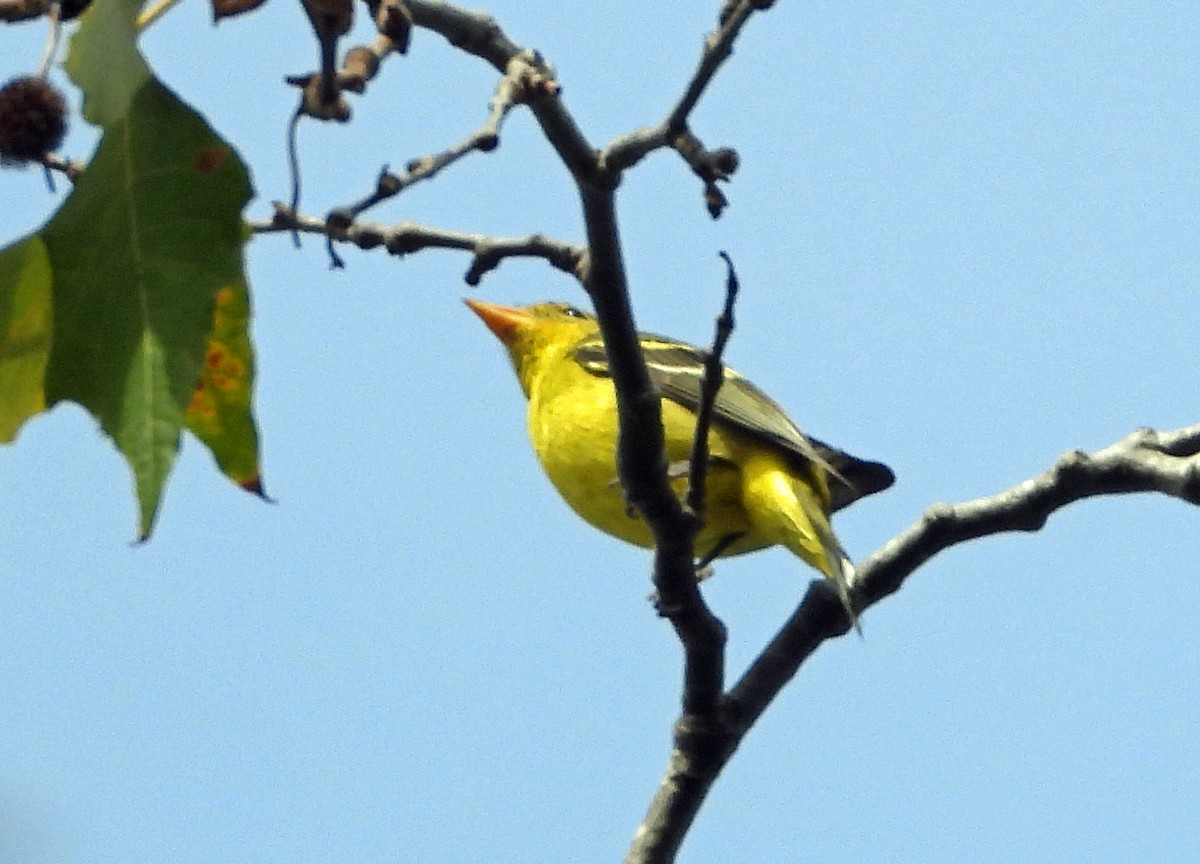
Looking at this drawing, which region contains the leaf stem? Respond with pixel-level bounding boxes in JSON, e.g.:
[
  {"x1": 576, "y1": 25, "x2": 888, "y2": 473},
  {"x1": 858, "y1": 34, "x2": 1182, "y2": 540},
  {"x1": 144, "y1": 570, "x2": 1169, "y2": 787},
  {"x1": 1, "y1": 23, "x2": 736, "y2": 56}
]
[{"x1": 136, "y1": 0, "x2": 181, "y2": 31}]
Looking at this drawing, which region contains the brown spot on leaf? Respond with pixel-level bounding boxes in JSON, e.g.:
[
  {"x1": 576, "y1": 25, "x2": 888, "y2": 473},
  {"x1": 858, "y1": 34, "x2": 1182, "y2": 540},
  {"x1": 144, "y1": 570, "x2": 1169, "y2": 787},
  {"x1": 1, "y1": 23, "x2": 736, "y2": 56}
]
[
  {"x1": 214, "y1": 286, "x2": 237, "y2": 309},
  {"x1": 195, "y1": 147, "x2": 228, "y2": 173}
]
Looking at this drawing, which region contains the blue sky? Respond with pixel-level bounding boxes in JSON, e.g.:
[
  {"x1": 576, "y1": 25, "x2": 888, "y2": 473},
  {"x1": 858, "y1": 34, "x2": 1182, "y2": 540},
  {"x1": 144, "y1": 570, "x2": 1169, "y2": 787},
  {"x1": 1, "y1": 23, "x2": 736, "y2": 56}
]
[{"x1": 1, "y1": 3, "x2": 1197, "y2": 862}]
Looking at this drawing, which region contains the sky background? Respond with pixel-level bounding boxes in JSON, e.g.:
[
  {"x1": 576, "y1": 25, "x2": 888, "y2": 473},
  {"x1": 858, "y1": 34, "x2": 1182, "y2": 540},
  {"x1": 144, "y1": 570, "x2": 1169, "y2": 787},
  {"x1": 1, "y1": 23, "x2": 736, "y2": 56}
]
[{"x1": 1, "y1": 2, "x2": 1198, "y2": 862}]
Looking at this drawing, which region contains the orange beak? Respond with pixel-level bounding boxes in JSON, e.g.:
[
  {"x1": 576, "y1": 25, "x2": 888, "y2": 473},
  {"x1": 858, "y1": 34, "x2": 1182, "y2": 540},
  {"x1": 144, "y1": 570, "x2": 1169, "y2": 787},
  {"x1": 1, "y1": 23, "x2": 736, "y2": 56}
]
[{"x1": 464, "y1": 298, "x2": 530, "y2": 346}]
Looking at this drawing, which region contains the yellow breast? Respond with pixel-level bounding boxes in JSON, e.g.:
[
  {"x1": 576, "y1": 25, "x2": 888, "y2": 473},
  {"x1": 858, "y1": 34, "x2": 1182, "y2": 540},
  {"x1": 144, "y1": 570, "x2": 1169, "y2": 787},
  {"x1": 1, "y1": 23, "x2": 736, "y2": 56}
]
[{"x1": 526, "y1": 357, "x2": 769, "y2": 559}]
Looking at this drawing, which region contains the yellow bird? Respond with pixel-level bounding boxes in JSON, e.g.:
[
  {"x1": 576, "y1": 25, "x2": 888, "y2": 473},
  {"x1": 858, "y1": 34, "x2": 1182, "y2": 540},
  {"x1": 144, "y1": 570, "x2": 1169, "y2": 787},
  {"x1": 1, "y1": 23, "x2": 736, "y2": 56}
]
[{"x1": 465, "y1": 299, "x2": 893, "y2": 628}]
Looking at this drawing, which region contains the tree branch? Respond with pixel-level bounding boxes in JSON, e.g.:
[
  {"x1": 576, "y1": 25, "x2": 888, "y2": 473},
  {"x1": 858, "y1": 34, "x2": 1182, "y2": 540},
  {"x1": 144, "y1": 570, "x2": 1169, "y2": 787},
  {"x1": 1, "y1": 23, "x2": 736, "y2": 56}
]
[
  {"x1": 852, "y1": 423, "x2": 1200, "y2": 611},
  {"x1": 406, "y1": 0, "x2": 521, "y2": 71},
  {"x1": 578, "y1": 182, "x2": 728, "y2": 719},
  {"x1": 667, "y1": 0, "x2": 759, "y2": 132},
  {"x1": 328, "y1": 47, "x2": 540, "y2": 223},
  {"x1": 403, "y1": 0, "x2": 773, "y2": 727},
  {"x1": 406, "y1": 1, "x2": 605, "y2": 185},
  {"x1": 0, "y1": 0, "x2": 48, "y2": 22},
  {"x1": 625, "y1": 422, "x2": 1200, "y2": 864},
  {"x1": 267, "y1": 2, "x2": 784, "y2": 831},
  {"x1": 297, "y1": 0, "x2": 354, "y2": 120},
  {"x1": 39, "y1": 151, "x2": 82, "y2": 185},
  {"x1": 252, "y1": 204, "x2": 585, "y2": 283},
  {"x1": 397, "y1": 5, "x2": 739, "y2": 714},
  {"x1": 684, "y1": 253, "x2": 739, "y2": 518},
  {"x1": 602, "y1": 0, "x2": 767, "y2": 216}
]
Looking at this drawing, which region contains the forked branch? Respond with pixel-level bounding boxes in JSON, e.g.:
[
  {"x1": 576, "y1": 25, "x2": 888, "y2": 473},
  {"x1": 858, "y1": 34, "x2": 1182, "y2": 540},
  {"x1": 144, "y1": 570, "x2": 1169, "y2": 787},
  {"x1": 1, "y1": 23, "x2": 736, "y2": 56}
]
[
  {"x1": 626, "y1": 422, "x2": 1200, "y2": 864},
  {"x1": 254, "y1": 204, "x2": 585, "y2": 284}
]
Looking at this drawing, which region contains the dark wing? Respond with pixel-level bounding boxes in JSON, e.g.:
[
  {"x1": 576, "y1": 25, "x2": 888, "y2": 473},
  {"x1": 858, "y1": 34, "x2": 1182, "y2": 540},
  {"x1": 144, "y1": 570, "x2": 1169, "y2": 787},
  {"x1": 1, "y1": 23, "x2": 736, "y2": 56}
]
[
  {"x1": 806, "y1": 436, "x2": 895, "y2": 512},
  {"x1": 573, "y1": 335, "x2": 894, "y2": 512}
]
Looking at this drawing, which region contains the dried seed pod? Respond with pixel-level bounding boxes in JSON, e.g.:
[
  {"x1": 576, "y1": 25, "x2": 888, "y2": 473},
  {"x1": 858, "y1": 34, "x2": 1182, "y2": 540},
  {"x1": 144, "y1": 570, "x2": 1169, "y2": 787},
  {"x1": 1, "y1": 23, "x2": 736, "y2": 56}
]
[
  {"x1": 59, "y1": 0, "x2": 93, "y2": 20},
  {"x1": 0, "y1": 76, "x2": 68, "y2": 167}
]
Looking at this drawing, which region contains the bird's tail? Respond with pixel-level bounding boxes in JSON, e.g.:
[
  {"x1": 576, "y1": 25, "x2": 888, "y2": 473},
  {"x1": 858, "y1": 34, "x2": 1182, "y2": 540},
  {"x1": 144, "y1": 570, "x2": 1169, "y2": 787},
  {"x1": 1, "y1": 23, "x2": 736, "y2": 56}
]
[
  {"x1": 740, "y1": 453, "x2": 862, "y2": 634},
  {"x1": 807, "y1": 507, "x2": 860, "y2": 635},
  {"x1": 826, "y1": 544, "x2": 862, "y2": 637}
]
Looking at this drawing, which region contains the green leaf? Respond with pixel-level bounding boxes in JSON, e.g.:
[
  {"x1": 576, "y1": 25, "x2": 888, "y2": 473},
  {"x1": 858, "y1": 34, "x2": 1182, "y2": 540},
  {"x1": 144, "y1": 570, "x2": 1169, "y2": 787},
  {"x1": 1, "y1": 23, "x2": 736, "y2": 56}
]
[
  {"x1": 38, "y1": 78, "x2": 259, "y2": 538},
  {"x1": 66, "y1": 0, "x2": 151, "y2": 127},
  {"x1": 0, "y1": 0, "x2": 264, "y2": 538},
  {"x1": 0, "y1": 236, "x2": 53, "y2": 442}
]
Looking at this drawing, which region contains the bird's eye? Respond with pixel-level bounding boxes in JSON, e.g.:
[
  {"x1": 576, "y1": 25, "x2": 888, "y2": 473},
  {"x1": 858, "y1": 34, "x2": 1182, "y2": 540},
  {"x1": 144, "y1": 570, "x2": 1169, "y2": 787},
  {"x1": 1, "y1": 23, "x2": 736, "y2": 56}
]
[{"x1": 562, "y1": 305, "x2": 587, "y2": 319}]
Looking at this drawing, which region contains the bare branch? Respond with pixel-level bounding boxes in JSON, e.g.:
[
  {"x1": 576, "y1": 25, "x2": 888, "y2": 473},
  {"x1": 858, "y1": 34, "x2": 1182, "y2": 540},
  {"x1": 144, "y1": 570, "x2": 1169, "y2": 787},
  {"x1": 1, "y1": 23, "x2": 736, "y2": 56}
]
[
  {"x1": 601, "y1": 122, "x2": 669, "y2": 173},
  {"x1": 211, "y1": 0, "x2": 268, "y2": 22},
  {"x1": 39, "y1": 151, "x2": 82, "y2": 185},
  {"x1": 603, "y1": 1, "x2": 767, "y2": 213},
  {"x1": 624, "y1": 712, "x2": 737, "y2": 864},
  {"x1": 853, "y1": 423, "x2": 1200, "y2": 611},
  {"x1": 252, "y1": 204, "x2": 585, "y2": 283},
  {"x1": 284, "y1": 26, "x2": 401, "y2": 107},
  {"x1": 339, "y1": 37, "x2": 396, "y2": 94},
  {"x1": 626, "y1": 422, "x2": 1200, "y2": 864},
  {"x1": 684, "y1": 253, "x2": 739, "y2": 518},
  {"x1": 330, "y1": 48, "x2": 541, "y2": 222},
  {"x1": 720, "y1": 422, "x2": 1200, "y2": 734},
  {"x1": 604, "y1": 0, "x2": 765, "y2": 173},
  {"x1": 578, "y1": 184, "x2": 727, "y2": 721},
  {"x1": 668, "y1": 0, "x2": 756, "y2": 131},
  {"x1": 297, "y1": 0, "x2": 354, "y2": 120},
  {"x1": 407, "y1": 2, "x2": 602, "y2": 183},
  {"x1": 728, "y1": 422, "x2": 1200, "y2": 732},
  {"x1": 0, "y1": 0, "x2": 48, "y2": 22},
  {"x1": 671, "y1": 130, "x2": 740, "y2": 217},
  {"x1": 406, "y1": 0, "x2": 521, "y2": 71}
]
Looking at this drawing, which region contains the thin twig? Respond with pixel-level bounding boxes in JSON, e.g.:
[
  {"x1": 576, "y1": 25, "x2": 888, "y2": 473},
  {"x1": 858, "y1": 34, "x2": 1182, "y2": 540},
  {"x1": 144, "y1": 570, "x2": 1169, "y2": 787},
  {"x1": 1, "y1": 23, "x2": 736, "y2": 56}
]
[
  {"x1": 602, "y1": 1, "x2": 764, "y2": 214},
  {"x1": 285, "y1": 106, "x2": 304, "y2": 249},
  {"x1": 407, "y1": 2, "x2": 601, "y2": 185},
  {"x1": 685, "y1": 252, "x2": 739, "y2": 517},
  {"x1": 604, "y1": 0, "x2": 763, "y2": 172},
  {"x1": 729, "y1": 423, "x2": 1200, "y2": 725},
  {"x1": 628, "y1": 422, "x2": 1200, "y2": 864},
  {"x1": 403, "y1": 1, "x2": 741, "y2": 724},
  {"x1": 406, "y1": 0, "x2": 521, "y2": 70},
  {"x1": 39, "y1": 151, "x2": 82, "y2": 184},
  {"x1": 328, "y1": 50, "x2": 534, "y2": 222},
  {"x1": 667, "y1": 0, "x2": 755, "y2": 131},
  {"x1": 0, "y1": 0, "x2": 50, "y2": 22},
  {"x1": 254, "y1": 205, "x2": 585, "y2": 283},
  {"x1": 35, "y1": 2, "x2": 59, "y2": 75}
]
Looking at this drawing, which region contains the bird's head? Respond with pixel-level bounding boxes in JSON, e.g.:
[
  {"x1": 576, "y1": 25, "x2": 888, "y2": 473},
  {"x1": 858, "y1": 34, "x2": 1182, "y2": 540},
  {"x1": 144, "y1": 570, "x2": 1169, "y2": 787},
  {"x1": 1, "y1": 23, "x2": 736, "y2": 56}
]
[{"x1": 465, "y1": 299, "x2": 599, "y2": 395}]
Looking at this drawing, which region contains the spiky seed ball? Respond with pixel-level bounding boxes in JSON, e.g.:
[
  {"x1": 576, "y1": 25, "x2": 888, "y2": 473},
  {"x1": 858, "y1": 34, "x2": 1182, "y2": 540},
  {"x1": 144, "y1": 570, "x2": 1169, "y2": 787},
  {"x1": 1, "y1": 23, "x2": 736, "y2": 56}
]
[{"x1": 0, "y1": 76, "x2": 68, "y2": 167}]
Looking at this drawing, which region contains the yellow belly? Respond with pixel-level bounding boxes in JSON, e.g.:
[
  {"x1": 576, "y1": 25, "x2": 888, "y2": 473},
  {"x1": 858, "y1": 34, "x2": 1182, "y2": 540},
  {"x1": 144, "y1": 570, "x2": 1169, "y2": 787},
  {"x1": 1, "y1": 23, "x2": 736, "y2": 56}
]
[{"x1": 527, "y1": 367, "x2": 769, "y2": 560}]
